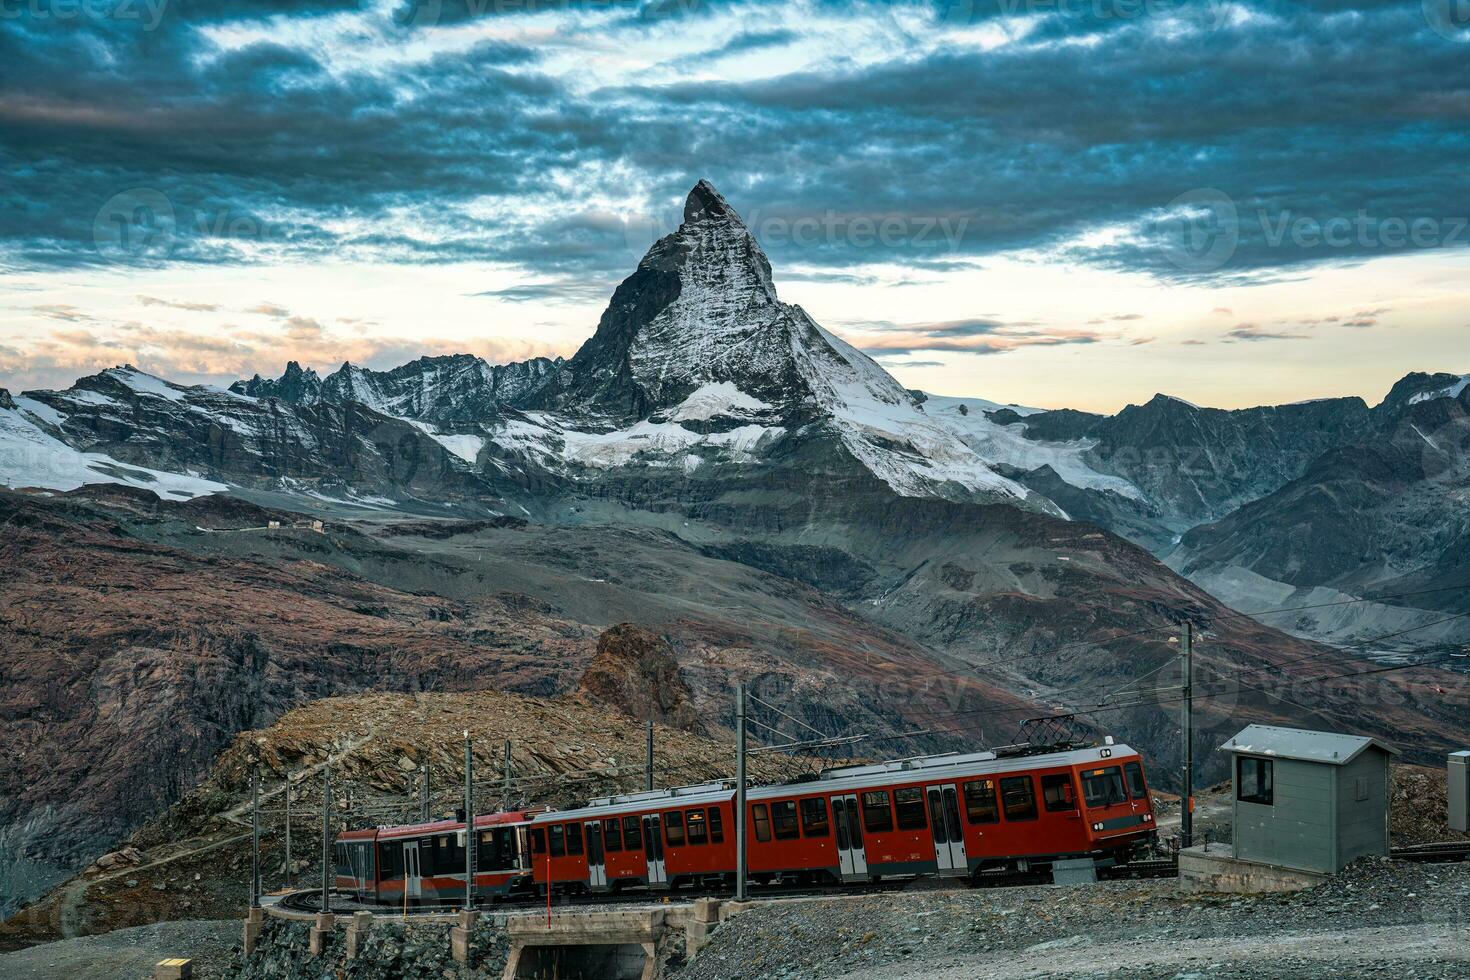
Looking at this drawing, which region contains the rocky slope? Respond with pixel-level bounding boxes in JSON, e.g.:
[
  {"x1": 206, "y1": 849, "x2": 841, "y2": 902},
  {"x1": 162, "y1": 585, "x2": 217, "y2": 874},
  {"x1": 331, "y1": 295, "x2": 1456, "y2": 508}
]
[
  {"x1": 1172, "y1": 373, "x2": 1470, "y2": 646},
  {"x1": 0, "y1": 485, "x2": 1031, "y2": 919}
]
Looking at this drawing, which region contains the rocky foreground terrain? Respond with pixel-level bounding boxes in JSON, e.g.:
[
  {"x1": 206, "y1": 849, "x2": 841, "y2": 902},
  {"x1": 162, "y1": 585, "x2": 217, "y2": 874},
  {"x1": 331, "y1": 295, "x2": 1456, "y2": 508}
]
[{"x1": 676, "y1": 859, "x2": 1470, "y2": 980}]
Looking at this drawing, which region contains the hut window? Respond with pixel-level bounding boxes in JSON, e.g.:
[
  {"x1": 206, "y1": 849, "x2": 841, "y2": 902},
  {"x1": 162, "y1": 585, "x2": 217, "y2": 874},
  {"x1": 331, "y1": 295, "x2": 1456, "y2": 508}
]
[{"x1": 1237, "y1": 757, "x2": 1273, "y2": 805}]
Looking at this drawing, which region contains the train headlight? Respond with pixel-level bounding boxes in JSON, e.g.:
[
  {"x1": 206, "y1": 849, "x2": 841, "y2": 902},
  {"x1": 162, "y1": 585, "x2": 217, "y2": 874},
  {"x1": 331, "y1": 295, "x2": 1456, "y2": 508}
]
[
  {"x1": 1142, "y1": 813, "x2": 1152, "y2": 822},
  {"x1": 1092, "y1": 822, "x2": 1104, "y2": 831}
]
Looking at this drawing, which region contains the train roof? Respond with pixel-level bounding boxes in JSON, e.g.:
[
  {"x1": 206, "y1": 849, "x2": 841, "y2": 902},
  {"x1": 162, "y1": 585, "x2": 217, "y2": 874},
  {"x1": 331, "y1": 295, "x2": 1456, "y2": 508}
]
[{"x1": 530, "y1": 743, "x2": 1139, "y2": 825}]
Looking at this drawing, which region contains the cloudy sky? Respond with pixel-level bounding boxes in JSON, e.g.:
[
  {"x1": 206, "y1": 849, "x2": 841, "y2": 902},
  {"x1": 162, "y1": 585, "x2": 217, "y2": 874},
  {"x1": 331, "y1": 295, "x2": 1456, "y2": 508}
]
[{"x1": 1, "y1": 0, "x2": 1466, "y2": 412}]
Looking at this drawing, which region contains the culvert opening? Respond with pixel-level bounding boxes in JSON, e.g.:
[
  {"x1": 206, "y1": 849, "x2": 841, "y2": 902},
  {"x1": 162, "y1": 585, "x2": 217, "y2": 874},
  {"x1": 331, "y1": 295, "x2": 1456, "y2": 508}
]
[{"x1": 514, "y1": 942, "x2": 650, "y2": 980}]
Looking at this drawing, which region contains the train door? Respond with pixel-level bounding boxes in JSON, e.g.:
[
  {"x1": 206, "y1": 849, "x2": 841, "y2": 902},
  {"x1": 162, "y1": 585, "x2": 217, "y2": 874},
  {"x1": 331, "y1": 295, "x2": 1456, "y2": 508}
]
[
  {"x1": 831, "y1": 794, "x2": 868, "y2": 880},
  {"x1": 403, "y1": 841, "x2": 422, "y2": 901},
  {"x1": 926, "y1": 783, "x2": 968, "y2": 875},
  {"x1": 641, "y1": 814, "x2": 668, "y2": 886},
  {"x1": 587, "y1": 821, "x2": 608, "y2": 891}
]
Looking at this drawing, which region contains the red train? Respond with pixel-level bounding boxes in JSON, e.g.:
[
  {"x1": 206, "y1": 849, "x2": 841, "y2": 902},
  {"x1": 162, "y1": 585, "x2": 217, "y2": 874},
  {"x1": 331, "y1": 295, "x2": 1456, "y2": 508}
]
[{"x1": 334, "y1": 742, "x2": 1156, "y2": 905}]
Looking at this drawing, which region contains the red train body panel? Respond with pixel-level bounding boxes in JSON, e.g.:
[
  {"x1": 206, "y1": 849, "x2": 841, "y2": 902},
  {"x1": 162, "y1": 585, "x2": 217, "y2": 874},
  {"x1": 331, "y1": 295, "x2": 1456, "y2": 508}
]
[{"x1": 336, "y1": 744, "x2": 1156, "y2": 905}]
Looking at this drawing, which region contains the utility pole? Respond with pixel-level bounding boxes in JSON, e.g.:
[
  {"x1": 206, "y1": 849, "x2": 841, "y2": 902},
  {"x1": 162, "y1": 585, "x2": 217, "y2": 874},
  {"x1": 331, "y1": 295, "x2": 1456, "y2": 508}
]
[
  {"x1": 464, "y1": 730, "x2": 475, "y2": 911},
  {"x1": 320, "y1": 765, "x2": 332, "y2": 914},
  {"x1": 735, "y1": 681, "x2": 748, "y2": 902},
  {"x1": 420, "y1": 764, "x2": 430, "y2": 823},
  {"x1": 250, "y1": 759, "x2": 261, "y2": 909},
  {"x1": 503, "y1": 740, "x2": 513, "y2": 807},
  {"x1": 646, "y1": 720, "x2": 655, "y2": 792},
  {"x1": 283, "y1": 773, "x2": 292, "y2": 888},
  {"x1": 1181, "y1": 621, "x2": 1195, "y2": 851}
]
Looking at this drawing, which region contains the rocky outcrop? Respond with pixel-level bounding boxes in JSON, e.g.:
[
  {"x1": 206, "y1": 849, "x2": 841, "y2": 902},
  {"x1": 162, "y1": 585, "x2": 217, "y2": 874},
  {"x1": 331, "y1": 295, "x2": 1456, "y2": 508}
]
[
  {"x1": 577, "y1": 624, "x2": 704, "y2": 733},
  {"x1": 0, "y1": 389, "x2": 13, "y2": 411},
  {"x1": 235, "y1": 353, "x2": 564, "y2": 424}
]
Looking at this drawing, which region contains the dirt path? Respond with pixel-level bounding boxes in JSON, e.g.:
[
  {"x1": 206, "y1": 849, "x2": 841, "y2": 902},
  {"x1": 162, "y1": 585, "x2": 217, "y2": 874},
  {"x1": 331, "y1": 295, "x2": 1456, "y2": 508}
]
[{"x1": 838, "y1": 923, "x2": 1470, "y2": 979}]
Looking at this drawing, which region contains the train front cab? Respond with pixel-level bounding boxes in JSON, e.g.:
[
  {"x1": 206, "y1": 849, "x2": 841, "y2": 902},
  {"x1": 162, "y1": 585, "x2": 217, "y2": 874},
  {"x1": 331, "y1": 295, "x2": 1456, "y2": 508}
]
[{"x1": 1077, "y1": 755, "x2": 1155, "y2": 854}]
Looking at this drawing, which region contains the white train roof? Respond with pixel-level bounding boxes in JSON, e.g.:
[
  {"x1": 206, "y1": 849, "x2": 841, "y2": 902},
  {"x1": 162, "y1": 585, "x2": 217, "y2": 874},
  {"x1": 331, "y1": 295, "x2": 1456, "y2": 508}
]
[{"x1": 528, "y1": 743, "x2": 1139, "y2": 826}]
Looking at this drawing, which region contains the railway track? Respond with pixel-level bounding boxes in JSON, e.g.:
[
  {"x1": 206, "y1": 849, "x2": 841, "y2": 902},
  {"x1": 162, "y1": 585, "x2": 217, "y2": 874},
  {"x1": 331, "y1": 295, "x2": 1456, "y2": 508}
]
[
  {"x1": 277, "y1": 857, "x2": 1183, "y2": 916},
  {"x1": 280, "y1": 844, "x2": 1470, "y2": 916},
  {"x1": 1390, "y1": 841, "x2": 1470, "y2": 862}
]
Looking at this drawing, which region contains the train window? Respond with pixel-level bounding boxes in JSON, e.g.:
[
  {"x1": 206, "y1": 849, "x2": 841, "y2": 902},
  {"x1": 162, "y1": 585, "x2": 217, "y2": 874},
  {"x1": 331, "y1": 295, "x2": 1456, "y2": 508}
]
[
  {"x1": 862, "y1": 791, "x2": 894, "y2": 833},
  {"x1": 963, "y1": 779, "x2": 999, "y2": 824},
  {"x1": 623, "y1": 816, "x2": 642, "y2": 851},
  {"x1": 1041, "y1": 774, "x2": 1077, "y2": 812},
  {"x1": 604, "y1": 819, "x2": 623, "y2": 852},
  {"x1": 334, "y1": 843, "x2": 351, "y2": 877},
  {"x1": 752, "y1": 803, "x2": 772, "y2": 842},
  {"x1": 894, "y1": 787, "x2": 927, "y2": 831},
  {"x1": 686, "y1": 809, "x2": 708, "y2": 845},
  {"x1": 428, "y1": 833, "x2": 464, "y2": 875},
  {"x1": 379, "y1": 843, "x2": 404, "y2": 880},
  {"x1": 531, "y1": 828, "x2": 546, "y2": 854},
  {"x1": 549, "y1": 825, "x2": 566, "y2": 857},
  {"x1": 665, "y1": 811, "x2": 686, "y2": 847},
  {"x1": 1237, "y1": 757, "x2": 1273, "y2": 806},
  {"x1": 479, "y1": 829, "x2": 516, "y2": 869},
  {"x1": 566, "y1": 823, "x2": 584, "y2": 856},
  {"x1": 709, "y1": 808, "x2": 725, "y2": 843},
  {"x1": 1081, "y1": 767, "x2": 1127, "y2": 807},
  {"x1": 1124, "y1": 762, "x2": 1148, "y2": 800},
  {"x1": 800, "y1": 798, "x2": 829, "y2": 837},
  {"x1": 1000, "y1": 776, "x2": 1038, "y2": 821},
  {"x1": 772, "y1": 800, "x2": 800, "y2": 840}
]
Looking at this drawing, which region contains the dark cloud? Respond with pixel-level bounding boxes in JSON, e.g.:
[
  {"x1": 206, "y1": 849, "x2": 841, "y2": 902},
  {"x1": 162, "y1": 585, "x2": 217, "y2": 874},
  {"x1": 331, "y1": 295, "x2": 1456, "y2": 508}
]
[
  {"x1": 1225, "y1": 326, "x2": 1310, "y2": 342},
  {"x1": 849, "y1": 317, "x2": 1106, "y2": 355},
  {"x1": 0, "y1": 0, "x2": 1467, "y2": 284}
]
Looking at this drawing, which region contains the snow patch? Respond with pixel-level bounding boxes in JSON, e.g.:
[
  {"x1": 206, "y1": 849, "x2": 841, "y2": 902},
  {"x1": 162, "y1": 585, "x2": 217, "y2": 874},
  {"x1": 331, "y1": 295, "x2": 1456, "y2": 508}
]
[
  {"x1": 922, "y1": 394, "x2": 1145, "y2": 500},
  {"x1": 105, "y1": 366, "x2": 187, "y2": 401},
  {"x1": 0, "y1": 405, "x2": 227, "y2": 500},
  {"x1": 1409, "y1": 375, "x2": 1470, "y2": 405},
  {"x1": 668, "y1": 382, "x2": 772, "y2": 421},
  {"x1": 406, "y1": 421, "x2": 484, "y2": 463}
]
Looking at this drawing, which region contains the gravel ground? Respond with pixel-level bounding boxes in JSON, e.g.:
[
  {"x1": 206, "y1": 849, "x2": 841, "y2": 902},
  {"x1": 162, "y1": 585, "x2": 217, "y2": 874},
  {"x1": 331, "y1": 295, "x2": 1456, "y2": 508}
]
[
  {"x1": 675, "y1": 858, "x2": 1470, "y2": 980},
  {"x1": 0, "y1": 919, "x2": 237, "y2": 980}
]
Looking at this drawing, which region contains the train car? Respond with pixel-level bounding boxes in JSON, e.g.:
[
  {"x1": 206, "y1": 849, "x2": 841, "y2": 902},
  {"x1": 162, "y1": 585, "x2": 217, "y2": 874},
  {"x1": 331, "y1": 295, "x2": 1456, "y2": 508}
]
[
  {"x1": 519, "y1": 741, "x2": 1156, "y2": 895},
  {"x1": 337, "y1": 742, "x2": 1156, "y2": 903},
  {"x1": 334, "y1": 810, "x2": 538, "y2": 906}
]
